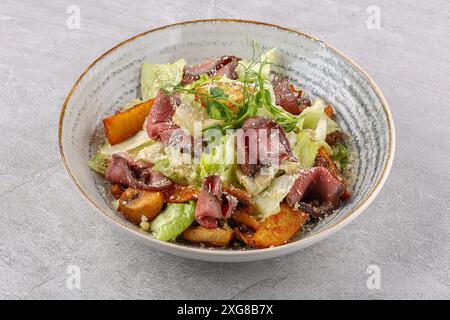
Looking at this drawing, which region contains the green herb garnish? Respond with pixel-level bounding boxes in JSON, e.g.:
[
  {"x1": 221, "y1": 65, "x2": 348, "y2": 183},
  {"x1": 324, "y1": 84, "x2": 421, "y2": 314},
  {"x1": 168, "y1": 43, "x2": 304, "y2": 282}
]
[{"x1": 160, "y1": 40, "x2": 301, "y2": 131}]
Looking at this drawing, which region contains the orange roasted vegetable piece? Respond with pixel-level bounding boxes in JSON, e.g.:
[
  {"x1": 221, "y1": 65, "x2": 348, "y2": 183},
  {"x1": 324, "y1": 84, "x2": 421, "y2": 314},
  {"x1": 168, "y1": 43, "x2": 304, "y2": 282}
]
[
  {"x1": 223, "y1": 186, "x2": 254, "y2": 213},
  {"x1": 162, "y1": 185, "x2": 200, "y2": 203},
  {"x1": 250, "y1": 204, "x2": 309, "y2": 248},
  {"x1": 314, "y1": 147, "x2": 341, "y2": 181},
  {"x1": 103, "y1": 99, "x2": 154, "y2": 145},
  {"x1": 231, "y1": 208, "x2": 260, "y2": 231},
  {"x1": 324, "y1": 105, "x2": 335, "y2": 118},
  {"x1": 183, "y1": 226, "x2": 234, "y2": 247}
]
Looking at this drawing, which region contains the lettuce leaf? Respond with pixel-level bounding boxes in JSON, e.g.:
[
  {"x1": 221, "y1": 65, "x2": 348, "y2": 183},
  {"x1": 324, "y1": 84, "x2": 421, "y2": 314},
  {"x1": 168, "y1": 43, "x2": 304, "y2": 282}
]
[
  {"x1": 141, "y1": 58, "x2": 186, "y2": 101},
  {"x1": 297, "y1": 99, "x2": 339, "y2": 140},
  {"x1": 152, "y1": 158, "x2": 194, "y2": 186},
  {"x1": 88, "y1": 152, "x2": 110, "y2": 175},
  {"x1": 133, "y1": 140, "x2": 166, "y2": 163},
  {"x1": 236, "y1": 48, "x2": 281, "y2": 80},
  {"x1": 254, "y1": 173, "x2": 299, "y2": 219},
  {"x1": 152, "y1": 146, "x2": 202, "y2": 187},
  {"x1": 199, "y1": 134, "x2": 236, "y2": 185},
  {"x1": 150, "y1": 201, "x2": 196, "y2": 241},
  {"x1": 89, "y1": 131, "x2": 153, "y2": 176},
  {"x1": 292, "y1": 131, "x2": 324, "y2": 169},
  {"x1": 236, "y1": 167, "x2": 277, "y2": 196}
]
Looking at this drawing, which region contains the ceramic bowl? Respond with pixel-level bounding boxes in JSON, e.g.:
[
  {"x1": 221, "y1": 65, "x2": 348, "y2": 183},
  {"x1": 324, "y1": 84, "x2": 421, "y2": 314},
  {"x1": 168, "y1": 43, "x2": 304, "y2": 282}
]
[{"x1": 59, "y1": 19, "x2": 395, "y2": 262}]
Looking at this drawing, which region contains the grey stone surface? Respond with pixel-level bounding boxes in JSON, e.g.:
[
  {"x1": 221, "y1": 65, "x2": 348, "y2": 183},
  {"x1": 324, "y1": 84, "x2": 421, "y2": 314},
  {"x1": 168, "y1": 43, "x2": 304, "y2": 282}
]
[{"x1": 0, "y1": 0, "x2": 449, "y2": 300}]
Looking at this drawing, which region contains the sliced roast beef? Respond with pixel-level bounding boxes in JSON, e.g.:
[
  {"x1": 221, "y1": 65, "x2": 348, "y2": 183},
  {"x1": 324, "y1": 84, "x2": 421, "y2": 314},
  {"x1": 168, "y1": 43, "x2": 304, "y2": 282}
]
[
  {"x1": 195, "y1": 175, "x2": 238, "y2": 229},
  {"x1": 314, "y1": 147, "x2": 342, "y2": 182},
  {"x1": 106, "y1": 153, "x2": 172, "y2": 190},
  {"x1": 145, "y1": 91, "x2": 202, "y2": 155},
  {"x1": 271, "y1": 73, "x2": 310, "y2": 115},
  {"x1": 286, "y1": 167, "x2": 344, "y2": 218},
  {"x1": 236, "y1": 116, "x2": 297, "y2": 176},
  {"x1": 145, "y1": 91, "x2": 179, "y2": 144},
  {"x1": 215, "y1": 58, "x2": 239, "y2": 79},
  {"x1": 181, "y1": 56, "x2": 240, "y2": 85}
]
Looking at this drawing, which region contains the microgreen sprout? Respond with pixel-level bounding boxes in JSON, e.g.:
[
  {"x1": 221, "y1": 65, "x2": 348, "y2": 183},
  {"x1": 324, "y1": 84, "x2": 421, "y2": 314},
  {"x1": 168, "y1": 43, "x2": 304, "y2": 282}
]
[{"x1": 161, "y1": 40, "x2": 301, "y2": 131}]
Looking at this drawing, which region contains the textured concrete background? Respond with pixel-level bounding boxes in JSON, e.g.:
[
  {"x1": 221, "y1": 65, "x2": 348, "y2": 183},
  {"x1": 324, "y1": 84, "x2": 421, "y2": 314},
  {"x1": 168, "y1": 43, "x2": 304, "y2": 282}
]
[{"x1": 1, "y1": 0, "x2": 449, "y2": 299}]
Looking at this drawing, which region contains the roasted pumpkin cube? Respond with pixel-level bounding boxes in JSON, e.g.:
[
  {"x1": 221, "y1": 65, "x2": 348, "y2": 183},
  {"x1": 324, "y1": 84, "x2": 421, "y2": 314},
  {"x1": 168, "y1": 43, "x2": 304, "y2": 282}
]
[{"x1": 103, "y1": 99, "x2": 154, "y2": 145}]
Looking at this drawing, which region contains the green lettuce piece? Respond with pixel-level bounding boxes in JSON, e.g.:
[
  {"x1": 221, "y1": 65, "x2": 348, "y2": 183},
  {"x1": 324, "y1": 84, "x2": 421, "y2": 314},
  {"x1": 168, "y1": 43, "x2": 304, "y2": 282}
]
[
  {"x1": 199, "y1": 134, "x2": 236, "y2": 185},
  {"x1": 89, "y1": 130, "x2": 156, "y2": 176},
  {"x1": 133, "y1": 141, "x2": 166, "y2": 163},
  {"x1": 236, "y1": 167, "x2": 277, "y2": 196},
  {"x1": 88, "y1": 152, "x2": 110, "y2": 175},
  {"x1": 292, "y1": 131, "x2": 323, "y2": 169},
  {"x1": 254, "y1": 173, "x2": 299, "y2": 219},
  {"x1": 141, "y1": 58, "x2": 186, "y2": 101},
  {"x1": 298, "y1": 102, "x2": 324, "y2": 130},
  {"x1": 152, "y1": 159, "x2": 189, "y2": 185},
  {"x1": 297, "y1": 99, "x2": 339, "y2": 140},
  {"x1": 332, "y1": 144, "x2": 349, "y2": 171},
  {"x1": 152, "y1": 154, "x2": 201, "y2": 187},
  {"x1": 150, "y1": 201, "x2": 196, "y2": 241}
]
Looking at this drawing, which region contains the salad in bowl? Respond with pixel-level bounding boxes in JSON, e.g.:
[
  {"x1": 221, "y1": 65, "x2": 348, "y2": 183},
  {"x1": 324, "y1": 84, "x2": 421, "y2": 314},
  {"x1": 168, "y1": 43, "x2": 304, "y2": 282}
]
[{"x1": 88, "y1": 43, "x2": 351, "y2": 249}]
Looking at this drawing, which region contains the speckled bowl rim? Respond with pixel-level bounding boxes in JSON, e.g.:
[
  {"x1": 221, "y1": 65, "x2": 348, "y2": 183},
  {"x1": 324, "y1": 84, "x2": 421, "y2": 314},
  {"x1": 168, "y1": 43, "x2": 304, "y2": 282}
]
[{"x1": 58, "y1": 19, "x2": 395, "y2": 259}]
